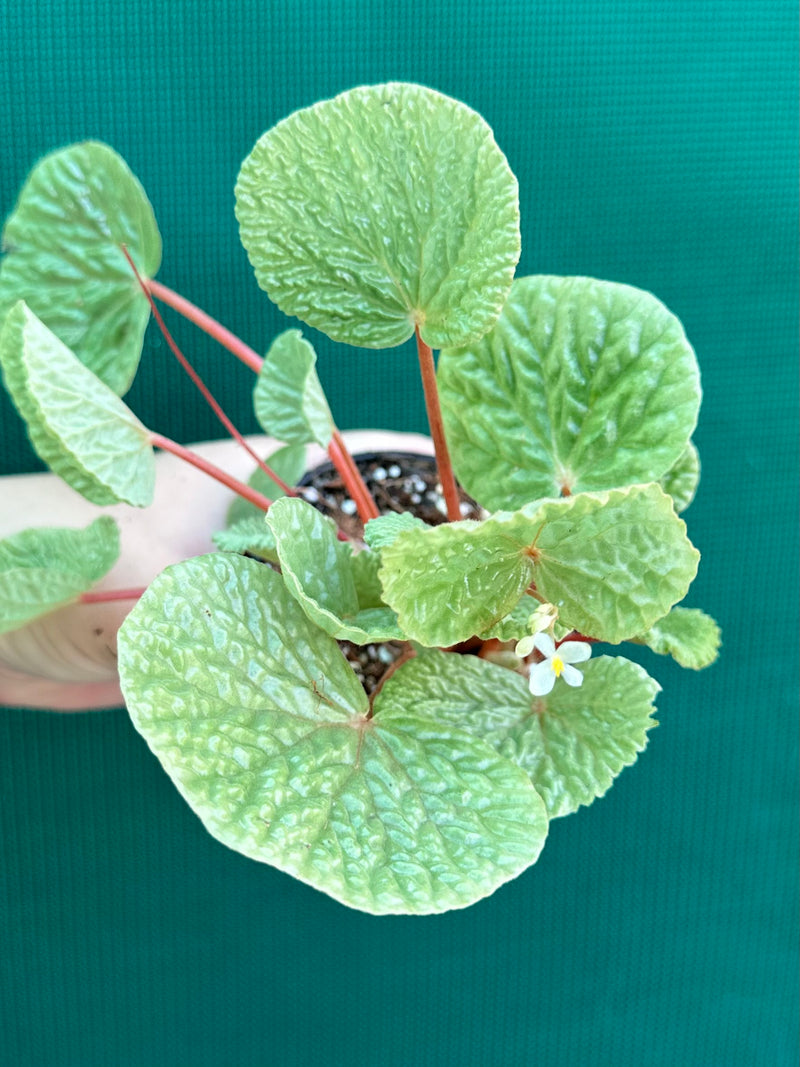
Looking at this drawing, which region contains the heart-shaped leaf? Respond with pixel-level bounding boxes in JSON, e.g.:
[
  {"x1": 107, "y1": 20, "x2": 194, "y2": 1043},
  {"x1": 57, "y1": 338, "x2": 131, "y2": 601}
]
[
  {"x1": 0, "y1": 516, "x2": 119, "y2": 634},
  {"x1": 0, "y1": 302, "x2": 154, "y2": 506},
  {"x1": 236, "y1": 83, "x2": 520, "y2": 349},
  {"x1": 118, "y1": 553, "x2": 548, "y2": 914},
  {"x1": 438, "y1": 275, "x2": 701, "y2": 509},
  {"x1": 381, "y1": 651, "x2": 659, "y2": 818},
  {"x1": 253, "y1": 331, "x2": 334, "y2": 448},
  {"x1": 0, "y1": 141, "x2": 161, "y2": 395},
  {"x1": 266, "y1": 496, "x2": 403, "y2": 642},
  {"x1": 379, "y1": 484, "x2": 699, "y2": 646}
]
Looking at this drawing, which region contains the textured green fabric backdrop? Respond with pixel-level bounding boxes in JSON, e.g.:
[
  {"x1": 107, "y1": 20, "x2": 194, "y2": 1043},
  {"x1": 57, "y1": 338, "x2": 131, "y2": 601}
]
[{"x1": 1, "y1": 2, "x2": 797, "y2": 1064}]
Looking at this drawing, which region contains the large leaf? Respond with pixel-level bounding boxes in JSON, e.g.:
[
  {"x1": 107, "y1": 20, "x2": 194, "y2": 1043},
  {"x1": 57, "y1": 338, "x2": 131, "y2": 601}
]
[
  {"x1": 266, "y1": 496, "x2": 403, "y2": 642},
  {"x1": 0, "y1": 516, "x2": 119, "y2": 634},
  {"x1": 253, "y1": 331, "x2": 334, "y2": 448},
  {"x1": 236, "y1": 83, "x2": 520, "y2": 350},
  {"x1": 0, "y1": 141, "x2": 161, "y2": 395},
  {"x1": 118, "y1": 554, "x2": 548, "y2": 915},
  {"x1": 0, "y1": 302, "x2": 154, "y2": 506},
  {"x1": 635, "y1": 606, "x2": 721, "y2": 670},
  {"x1": 381, "y1": 651, "x2": 659, "y2": 818},
  {"x1": 379, "y1": 484, "x2": 699, "y2": 646},
  {"x1": 438, "y1": 276, "x2": 701, "y2": 509}
]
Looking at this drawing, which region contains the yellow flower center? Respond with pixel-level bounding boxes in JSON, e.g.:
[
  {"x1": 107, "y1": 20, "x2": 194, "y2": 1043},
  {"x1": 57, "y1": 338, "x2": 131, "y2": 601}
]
[{"x1": 551, "y1": 655, "x2": 564, "y2": 677}]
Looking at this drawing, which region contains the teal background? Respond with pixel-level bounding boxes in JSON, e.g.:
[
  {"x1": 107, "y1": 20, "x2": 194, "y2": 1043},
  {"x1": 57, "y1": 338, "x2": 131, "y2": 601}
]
[{"x1": 0, "y1": 1, "x2": 797, "y2": 1064}]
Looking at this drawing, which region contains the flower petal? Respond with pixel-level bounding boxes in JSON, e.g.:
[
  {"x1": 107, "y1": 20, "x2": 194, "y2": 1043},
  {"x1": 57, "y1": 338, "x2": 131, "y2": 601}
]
[
  {"x1": 561, "y1": 663, "x2": 584, "y2": 687},
  {"x1": 528, "y1": 660, "x2": 556, "y2": 696},
  {"x1": 558, "y1": 640, "x2": 592, "y2": 664},
  {"x1": 532, "y1": 632, "x2": 556, "y2": 659},
  {"x1": 515, "y1": 634, "x2": 537, "y2": 658}
]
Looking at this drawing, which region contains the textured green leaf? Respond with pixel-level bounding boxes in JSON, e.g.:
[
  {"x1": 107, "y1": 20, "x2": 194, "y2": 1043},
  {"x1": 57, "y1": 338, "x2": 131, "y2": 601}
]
[
  {"x1": 0, "y1": 516, "x2": 119, "y2": 634},
  {"x1": 0, "y1": 302, "x2": 154, "y2": 506},
  {"x1": 660, "y1": 441, "x2": 700, "y2": 513},
  {"x1": 212, "y1": 517, "x2": 278, "y2": 563},
  {"x1": 379, "y1": 484, "x2": 699, "y2": 647},
  {"x1": 635, "y1": 606, "x2": 721, "y2": 670},
  {"x1": 363, "y1": 512, "x2": 430, "y2": 552},
  {"x1": 118, "y1": 554, "x2": 547, "y2": 914},
  {"x1": 379, "y1": 517, "x2": 532, "y2": 647},
  {"x1": 438, "y1": 275, "x2": 701, "y2": 510},
  {"x1": 253, "y1": 331, "x2": 334, "y2": 448},
  {"x1": 381, "y1": 651, "x2": 659, "y2": 818},
  {"x1": 226, "y1": 443, "x2": 307, "y2": 526},
  {"x1": 266, "y1": 497, "x2": 403, "y2": 642},
  {"x1": 0, "y1": 141, "x2": 161, "y2": 395},
  {"x1": 236, "y1": 83, "x2": 520, "y2": 350}
]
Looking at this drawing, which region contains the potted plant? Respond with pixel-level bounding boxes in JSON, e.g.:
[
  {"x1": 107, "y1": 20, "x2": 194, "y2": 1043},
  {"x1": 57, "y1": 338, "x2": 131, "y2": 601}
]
[{"x1": 0, "y1": 83, "x2": 719, "y2": 915}]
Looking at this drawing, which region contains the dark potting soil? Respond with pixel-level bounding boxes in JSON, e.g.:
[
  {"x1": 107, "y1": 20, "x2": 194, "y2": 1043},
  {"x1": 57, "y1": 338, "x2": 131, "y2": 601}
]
[{"x1": 298, "y1": 451, "x2": 485, "y2": 696}]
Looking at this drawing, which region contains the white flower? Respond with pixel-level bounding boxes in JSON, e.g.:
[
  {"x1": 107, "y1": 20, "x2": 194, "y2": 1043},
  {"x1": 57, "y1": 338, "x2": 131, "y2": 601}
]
[{"x1": 526, "y1": 632, "x2": 591, "y2": 696}]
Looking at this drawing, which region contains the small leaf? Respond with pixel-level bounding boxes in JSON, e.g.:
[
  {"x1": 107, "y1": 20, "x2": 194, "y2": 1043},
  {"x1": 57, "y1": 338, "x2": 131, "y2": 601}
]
[
  {"x1": 266, "y1": 497, "x2": 403, "y2": 642},
  {"x1": 0, "y1": 516, "x2": 120, "y2": 633},
  {"x1": 363, "y1": 511, "x2": 430, "y2": 551},
  {"x1": 212, "y1": 517, "x2": 278, "y2": 563},
  {"x1": 635, "y1": 606, "x2": 721, "y2": 670},
  {"x1": 0, "y1": 302, "x2": 154, "y2": 506},
  {"x1": 438, "y1": 275, "x2": 701, "y2": 510},
  {"x1": 118, "y1": 554, "x2": 548, "y2": 914},
  {"x1": 660, "y1": 441, "x2": 700, "y2": 513},
  {"x1": 236, "y1": 83, "x2": 520, "y2": 349},
  {"x1": 0, "y1": 141, "x2": 161, "y2": 395},
  {"x1": 226, "y1": 443, "x2": 307, "y2": 526},
  {"x1": 253, "y1": 331, "x2": 334, "y2": 448},
  {"x1": 381, "y1": 651, "x2": 659, "y2": 818},
  {"x1": 379, "y1": 484, "x2": 699, "y2": 647}
]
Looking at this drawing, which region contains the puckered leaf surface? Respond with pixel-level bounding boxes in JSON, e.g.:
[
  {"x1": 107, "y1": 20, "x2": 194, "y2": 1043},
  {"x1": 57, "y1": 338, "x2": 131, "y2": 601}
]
[
  {"x1": 212, "y1": 517, "x2": 278, "y2": 563},
  {"x1": 363, "y1": 512, "x2": 430, "y2": 552},
  {"x1": 635, "y1": 606, "x2": 721, "y2": 670},
  {"x1": 438, "y1": 276, "x2": 701, "y2": 510},
  {"x1": 266, "y1": 496, "x2": 403, "y2": 642},
  {"x1": 379, "y1": 484, "x2": 699, "y2": 647},
  {"x1": 0, "y1": 302, "x2": 154, "y2": 506},
  {"x1": 0, "y1": 141, "x2": 161, "y2": 395},
  {"x1": 235, "y1": 83, "x2": 520, "y2": 350},
  {"x1": 0, "y1": 516, "x2": 119, "y2": 634},
  {"x1": 118, "y1": 554, "x2": 548, "y2": 915},
  {"x1": 253, "y1": 331, "x2": 334, "y2": 448},
  {"x1": 380, "y1": 651, "x2": 659, "y2": 818}
]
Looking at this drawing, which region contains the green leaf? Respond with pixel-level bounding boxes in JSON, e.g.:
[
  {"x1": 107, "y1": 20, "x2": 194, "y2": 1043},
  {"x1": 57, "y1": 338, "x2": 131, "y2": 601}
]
[
  {"x1": 660, "y1": 441, "x2": 700, "y2": 513},
  {"x1": 212, "y1": 517, "x2": 278, "y2": 563},
  {"x1": 438, "y1": 275, "x2": 701, "y2": 510},
  {"x1": 235, "y1": 83, "x2": 520, "y2": 350},
  {"x1": 226, "y1": 443, "x2": 307, "y2": 526},
  {"x1": 363, "y1": 511, "x2": 430, "y2": 551},
  {"x1": 0, "y1": 516, "x2": 119, "y2": 634},
  {"x1": 0, "y1": 302, "x2": 154, "y2": 506},
  {"x1": 635, "y1": 606, "x2": 721, "y2": 670},
  {"x1": 118, "y1": 554, "x2": 548, "y2": 914},
  {"x1": 253, "y1": 331, "x2": 334, "y2": 448},
  {"x1": 379, "y1": 484, "x2": 699, "y2": 646},
  {"x1": 381, "y1": 651, "x2": 659, "y2": 818},
  {"x1": 266, "y1": 497, "x2": 403, "y2": 642},
  {"x1": 0, "y1": 141, "x2": 161, "y2": 395}
]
